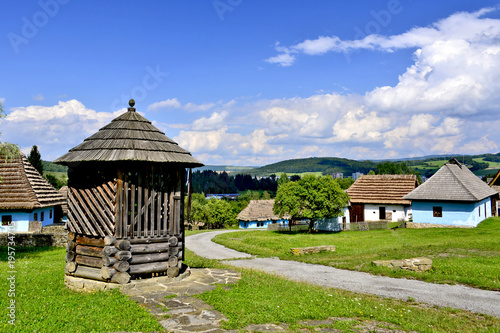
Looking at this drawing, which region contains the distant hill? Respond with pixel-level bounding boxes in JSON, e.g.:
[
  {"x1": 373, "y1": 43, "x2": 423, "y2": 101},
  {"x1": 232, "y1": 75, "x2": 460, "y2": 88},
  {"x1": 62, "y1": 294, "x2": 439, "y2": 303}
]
[
  {"x1": 244, "y1": 157, "x2": 378, "y2": 177},
  {"x1": 193, "y1": 165, "x2": 256, "y2": 174}
]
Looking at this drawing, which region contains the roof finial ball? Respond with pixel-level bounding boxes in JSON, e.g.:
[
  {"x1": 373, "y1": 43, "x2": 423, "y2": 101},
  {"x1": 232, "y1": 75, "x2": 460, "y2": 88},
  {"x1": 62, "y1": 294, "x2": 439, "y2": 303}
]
[{"x1": 128, "y1": 99, "x2": 136, "y2": 112}]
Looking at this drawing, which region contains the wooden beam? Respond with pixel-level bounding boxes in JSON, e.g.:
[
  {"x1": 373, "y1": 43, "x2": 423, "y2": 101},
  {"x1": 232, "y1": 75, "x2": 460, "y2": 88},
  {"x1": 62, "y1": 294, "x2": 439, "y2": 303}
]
[
  {"x1": 130, "y1": 242, "x2": 170, "y2": 254},
  {"x1": 75, "y1": 245, "x2": 104, "y2": 258},
  {"x1": 76, "y1": 235, "x2": 105, "y2": 247},
  {"x1": 75, "y1": 255, "x2": 103, "y2": 268},
  {"x1": 73, "y1": 265, "x2": 106, "y2": 281}
]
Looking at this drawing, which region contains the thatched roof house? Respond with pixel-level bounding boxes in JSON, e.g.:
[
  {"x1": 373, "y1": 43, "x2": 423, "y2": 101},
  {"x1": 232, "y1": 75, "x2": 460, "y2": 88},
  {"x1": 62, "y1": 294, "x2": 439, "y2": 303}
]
[
  {"x1": 238, "y1": 200, "x2": 289, "y2": 229},
  {"x1": 404, "y1": 158, "x2": 498, "y2": 227},
  {"x1": 0, "y1": 153, "x2": 65, "y2": 232},
  {"x1": 346, "y1": 174, "x2": 419, "y2": 222}
]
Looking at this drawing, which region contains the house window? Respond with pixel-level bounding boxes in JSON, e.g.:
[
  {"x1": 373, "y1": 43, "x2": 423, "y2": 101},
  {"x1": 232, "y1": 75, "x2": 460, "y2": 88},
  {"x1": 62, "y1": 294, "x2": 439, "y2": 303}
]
[
  {"x1": 479, "y1": 206, "x2": 481, "y2": 217},
  {"x1": 2, "y1": 215, "x2": 12, "y2": 226},
  {"x1": 41, "y1": 212, "x2": 44, "y2": 221},
  {"x1": 50, "y1": 210, "x2": 52, "y2": 219},
  {"x1": 433, "y1": 207, "x2": 442, "y2": 218},
  {"x1": 485, "y1": 203, "x2": 487, "y2": 217},
  {"x1": 34, "y1": 213, "x2": 38, "y2": 221}
]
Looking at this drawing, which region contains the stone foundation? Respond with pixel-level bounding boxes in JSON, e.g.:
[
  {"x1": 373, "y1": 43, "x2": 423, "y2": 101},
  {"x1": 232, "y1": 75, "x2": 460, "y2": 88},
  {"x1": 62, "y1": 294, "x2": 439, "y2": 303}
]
[
  {"x1": 406, "y1": 222, "x2": 473, "y2": 229},
  {"x1": 372, "y1": 257, "x2": 432, "y2": 272},
  {"x1": 0, "y1": 224, "x2": 68, "y2": 247},
  {"x1": 291, "y1": 245, "x2": 336, "y2": 256}
]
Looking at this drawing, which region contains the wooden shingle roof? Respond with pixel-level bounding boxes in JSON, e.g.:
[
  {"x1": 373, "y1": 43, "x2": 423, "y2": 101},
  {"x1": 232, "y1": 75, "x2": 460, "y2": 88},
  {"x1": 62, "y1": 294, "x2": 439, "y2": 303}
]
[
  {"x1": 488, "y1": 169, "x2": 500, "y2": 193},
  {"x1": 404, "y1": 159, "x2": 498, "y2": 202},
  {"x1": 346, "y1": 174, "x2": 418, "y2": 205},
  {"x1": 238, "y1": 199, "x2": 289, "y2": 222},
  {"x1": 54, "y1": 103, "x2": 203, "y2": 167},
  {"x1": 0, "y1": 154, "x2": 66, "y2": 210}
]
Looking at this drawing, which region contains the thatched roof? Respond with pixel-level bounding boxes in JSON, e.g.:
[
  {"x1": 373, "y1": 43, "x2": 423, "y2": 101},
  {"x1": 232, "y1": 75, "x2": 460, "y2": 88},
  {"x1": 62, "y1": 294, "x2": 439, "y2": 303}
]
[
  {"x1": 488, "y1": 169, "x2": 500, "y2": 193},
  {"x1": 238, "y1": 199, "x2": 289, "y2": 222},
  {"x1": 0, "y1": 153, "x2": 66, "y2": 210},
  {"x1": 404, "y1": 158, "x2": 498, "y2": 202},
  {"x1": 54, "y1": 103, "x2": 203, "y2": 167},
  {"x1": 347, "y1": 174, "x2": 418, "y2": 205}
]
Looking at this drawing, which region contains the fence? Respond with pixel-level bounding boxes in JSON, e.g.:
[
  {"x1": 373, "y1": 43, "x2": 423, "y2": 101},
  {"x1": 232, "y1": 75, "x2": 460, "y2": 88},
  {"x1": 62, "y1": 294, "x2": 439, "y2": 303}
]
[
  {"x1": 348, "y1": 221, "x2": 389, "y2": 231},
  {"x1": 268, "y1": 223, "x2": 309, "y2": 232}
]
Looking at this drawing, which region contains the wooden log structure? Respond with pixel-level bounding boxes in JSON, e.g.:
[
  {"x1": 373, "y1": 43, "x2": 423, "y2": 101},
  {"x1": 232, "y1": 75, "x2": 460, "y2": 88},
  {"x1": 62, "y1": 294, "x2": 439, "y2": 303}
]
[
  {"x1": 102, "y1": 256, "x2": 118, "y2": 267},
  {"x1": 101, "y1": 266, "x2": 116, "y2": 279},
  {"x1": 104, "y1": 235, "x2": 117, "y2": 246},
  {"x1": 75, "y1": 255, "x2": 103, "y2": 268},
  {"x1": 103, "y1": 245, "x2": 119, "y2": 257},
  {"x1": 73, "y1": 265, "x2": 107, "y2": 281},
  {"x1": 65, "y1": 251, "x2": 76, "y2": 263},
  {"x1": 75, "y1": 245, "x2": 104, "y2": 258},
  {"x1": 76, "y1": 235, "x2": 105, "y2": 247},
  {"x1": 111, "y1": 272, "x2": 131, "y2": 284},
  {"x1": 130, "y1": 242, "x2": 171, "y2": 254},
  {"x1": 129, "y1": 262, "x2": 169, "y2": 275},
  {"x1": 115, "y1": 251, "x2": 132, "y2": 261},
  {"x1": 113, "y1": 260, "x2": 130, "y2": 272},
  {"x1": 115, "y1": 239, "x2": 131, "y2": 251},
  {"x1": 129, "y1": 252, "x2": 170, "y2": 264}
]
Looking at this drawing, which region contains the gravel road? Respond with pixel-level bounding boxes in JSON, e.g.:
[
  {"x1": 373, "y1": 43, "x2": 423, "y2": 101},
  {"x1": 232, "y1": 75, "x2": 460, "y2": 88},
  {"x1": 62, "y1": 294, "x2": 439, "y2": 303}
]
[{"x1": 186, "y1": 230, "x2": 500, "y2": 318}]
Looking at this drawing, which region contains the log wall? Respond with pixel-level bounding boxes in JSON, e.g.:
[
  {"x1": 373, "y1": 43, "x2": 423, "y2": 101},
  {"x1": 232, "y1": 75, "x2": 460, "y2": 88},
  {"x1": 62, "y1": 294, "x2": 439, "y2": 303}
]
[{"x1": 65, "y1": 230, "x2": 184, "y2": 284}]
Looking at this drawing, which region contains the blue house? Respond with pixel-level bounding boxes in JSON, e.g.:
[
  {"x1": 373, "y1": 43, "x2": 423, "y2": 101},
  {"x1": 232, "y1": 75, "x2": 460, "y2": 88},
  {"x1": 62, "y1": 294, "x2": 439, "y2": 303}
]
[
  {"x1": 404, "y1": 158, "x2": 498, "y2": 227},
  {"x1": 238, "y1": 199, "x2": 289, "y2": 229},
  {"x1": 0, "y1": 153, "x2": 66, "y2": 233}
]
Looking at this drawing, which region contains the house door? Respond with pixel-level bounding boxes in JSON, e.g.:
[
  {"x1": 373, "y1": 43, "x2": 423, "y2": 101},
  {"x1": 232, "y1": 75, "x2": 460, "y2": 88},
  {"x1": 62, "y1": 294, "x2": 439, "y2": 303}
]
[{"x1": 379, "y1": 207, "x2": 386, "y2": 220}]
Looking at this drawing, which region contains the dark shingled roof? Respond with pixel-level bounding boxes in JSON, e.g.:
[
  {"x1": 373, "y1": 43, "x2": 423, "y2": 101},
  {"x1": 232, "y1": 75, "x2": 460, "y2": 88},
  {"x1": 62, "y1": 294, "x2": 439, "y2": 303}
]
[
  {"x1": 54, "y1": 106, "x2": 203, "y2": 167},
  {"x1": 238, "y1": 199, "x2": 289, "y2": 222},
  {"x1": 346, "y1": 174, "x2": 419, "y2": 205},
  {"x1": 0, "y1": 154, "x2": 66, "y2": 210},
  {"x1": 404, "y1": 159, "x2": 498, "y2": 202}
]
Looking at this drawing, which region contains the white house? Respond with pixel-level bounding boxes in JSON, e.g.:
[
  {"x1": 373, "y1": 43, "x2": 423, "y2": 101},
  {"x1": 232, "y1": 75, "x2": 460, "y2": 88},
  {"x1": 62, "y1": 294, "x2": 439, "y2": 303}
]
[
  {"x1": 404, "y1": 158, "x2": 498, "y2": 227},
  {"x1": 346, "y1": 174, "x2": 419, "y2": 223},
  {"x1": 0, "y1": 153, "x2": 66, "y2": 233}
]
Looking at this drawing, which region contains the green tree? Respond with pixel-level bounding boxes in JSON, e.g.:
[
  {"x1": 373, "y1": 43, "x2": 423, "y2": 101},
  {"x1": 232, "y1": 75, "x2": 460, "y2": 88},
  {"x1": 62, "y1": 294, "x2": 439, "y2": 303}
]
[
  {"x1": 277, "y1": 172, "x2": 289, "y2": 187},
  {"x1": 274, "y1": 175, "x2": 349, "y2": 232},
  {"x1": 28, "y1": 145, "x2": 44, "y2": 175},
  {"x1": 261, "y1": 190, "x2": 271, "y2": 199},
  {"x1": 206, "y1": 198, "x2": 237, "y2": 229},
  {"x1": 375, "y1": 161, "x2": 422, "y2": 183}
]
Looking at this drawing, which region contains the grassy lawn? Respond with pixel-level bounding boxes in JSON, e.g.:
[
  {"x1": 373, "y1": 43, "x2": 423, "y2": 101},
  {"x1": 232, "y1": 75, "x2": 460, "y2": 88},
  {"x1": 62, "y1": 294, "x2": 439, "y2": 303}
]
[
  {"x1": 213, "y1": 217, "x2": 500, "y2": 291},
  {"x1": 474, "y1": 158, "x2": 500, "y2": 168},
  {"x1": 186, "y1": 249, "x2": 500, "y2": 332},
  {"x1": 0, "y1": 247, "x2": 163, "y2": 333},
  {"x1": 1, "y1": 242, "x2": 499, "y2": 332}
]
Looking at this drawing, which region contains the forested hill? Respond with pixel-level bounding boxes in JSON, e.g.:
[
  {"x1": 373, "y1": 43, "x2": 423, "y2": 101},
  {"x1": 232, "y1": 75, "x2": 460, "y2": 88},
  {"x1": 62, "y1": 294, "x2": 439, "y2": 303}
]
[{"x1": 248, "y1": 157, "x2": 378, "y2": 177}]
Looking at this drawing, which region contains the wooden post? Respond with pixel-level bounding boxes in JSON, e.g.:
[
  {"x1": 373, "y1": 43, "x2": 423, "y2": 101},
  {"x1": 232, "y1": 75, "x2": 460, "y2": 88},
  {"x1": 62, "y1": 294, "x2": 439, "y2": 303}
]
[{"x1": 187, "y1": 168, "x2": 192, "y2": 226}]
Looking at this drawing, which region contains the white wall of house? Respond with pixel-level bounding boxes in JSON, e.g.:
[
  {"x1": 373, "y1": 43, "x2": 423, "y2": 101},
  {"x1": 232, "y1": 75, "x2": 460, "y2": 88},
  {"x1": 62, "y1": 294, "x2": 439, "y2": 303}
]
[{"x1": 364, "y1": 204, "x2": 410, "y2": 222}]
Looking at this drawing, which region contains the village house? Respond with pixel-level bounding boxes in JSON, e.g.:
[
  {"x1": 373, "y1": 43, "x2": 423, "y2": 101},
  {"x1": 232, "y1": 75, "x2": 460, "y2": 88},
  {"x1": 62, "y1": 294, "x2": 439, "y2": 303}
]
[
  {"x1": 238, "y1": 199, "x2": 288, "y2": 229},
  {"x1": 346, "y1": 174, "x2": 419, "y2": 223},
  {"x1": 0, "y1": 153, "x2": 66, "y2": 233},
  {"x1": 404, "y1": 158, "x2": 498, "y2": 227},
  {"x1": 488, "y1": 169, "x2": 500, "y2": 216}
]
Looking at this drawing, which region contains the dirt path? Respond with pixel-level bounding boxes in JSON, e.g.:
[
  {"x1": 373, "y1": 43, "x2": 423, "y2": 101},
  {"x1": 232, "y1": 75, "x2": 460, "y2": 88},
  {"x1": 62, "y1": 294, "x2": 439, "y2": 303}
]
[{"x1": 186, "y1": 230, "x2": 500, "y2": 318}]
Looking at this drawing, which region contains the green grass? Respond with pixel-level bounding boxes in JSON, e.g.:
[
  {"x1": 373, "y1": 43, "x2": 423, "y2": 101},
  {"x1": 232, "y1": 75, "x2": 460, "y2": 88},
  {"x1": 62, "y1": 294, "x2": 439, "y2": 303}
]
[
  {"x1": 43, "y1": 171, "x2": 68, "y2": 179},
  {"x1": 185, "y1": 249, "x2": 500, "y2": 332},
  {"x1": 474, "y1": 158, "x2": 500, "y2": 168},
  {"x1": 213, "y1": 217, "x2": 500, "y2": 291},
  {"x1": 0, "y1": 247, "x2": 163, "y2": 333}
]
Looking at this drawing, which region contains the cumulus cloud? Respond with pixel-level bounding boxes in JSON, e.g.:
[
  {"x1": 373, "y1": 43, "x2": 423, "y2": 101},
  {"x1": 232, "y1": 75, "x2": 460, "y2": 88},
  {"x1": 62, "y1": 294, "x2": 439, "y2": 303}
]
[
  {"x1": 32, "y1": 93, "x2": 44, "y2": 101},
  {"x1": 147, "y1": 98, "x2": 181, "y2": 111},
  {"x1": 2, "y1": 100, "x2": 124, "y2": 160}
]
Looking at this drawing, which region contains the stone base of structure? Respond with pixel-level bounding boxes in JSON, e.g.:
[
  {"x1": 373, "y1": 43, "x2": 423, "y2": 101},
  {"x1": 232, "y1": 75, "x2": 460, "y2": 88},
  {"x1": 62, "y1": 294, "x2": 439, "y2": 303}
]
[{"x1": 406, "y1": 222, "x2": 474, "y2": 229}]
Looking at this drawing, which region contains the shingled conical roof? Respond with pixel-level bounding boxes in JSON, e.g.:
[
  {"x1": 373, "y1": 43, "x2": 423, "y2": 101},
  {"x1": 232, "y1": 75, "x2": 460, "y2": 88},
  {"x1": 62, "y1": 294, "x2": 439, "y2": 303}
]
[
  {"x1": 0, "y1": 153, "x2": 65, "y2": 210},
  {"x1": 54, "y1": 101, "x2": 203, "y2": 167},
  {"x1": 404, "y1": 158, "x2": 498, "y2": 202}
]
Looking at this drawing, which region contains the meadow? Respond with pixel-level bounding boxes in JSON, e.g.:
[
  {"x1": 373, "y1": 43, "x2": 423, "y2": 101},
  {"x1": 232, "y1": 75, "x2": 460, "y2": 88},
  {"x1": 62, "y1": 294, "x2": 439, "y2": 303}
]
[{"x1": 214, "y1": 217, "x2": 500, "y2": 291}]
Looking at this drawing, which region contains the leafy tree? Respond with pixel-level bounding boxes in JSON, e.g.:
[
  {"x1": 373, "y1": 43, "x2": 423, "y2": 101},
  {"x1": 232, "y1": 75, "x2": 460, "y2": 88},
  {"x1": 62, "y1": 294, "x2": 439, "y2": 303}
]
[
  {"x1": 28, "y1": 145, "x2": 44, "y2": 175},
  {"x1": 261, "y1": 191, "x2": 271, "y2": 199},
  {"x1": 367, "y1": 170, "x2": 376, "y2": 175},
  {"x1": 274, "y1": 175, "x2": 349, "y2": 232},
  {"x1": 290, "y1": 175, "x2": 301, "y2": 182},
  {"x1": 334, "y1": 177, "x2": 355, "y2": 190},
  {"x1": 375, "y1": 161, "x2": 422, "y2": 183},
  {"x1": 44, "y1": 174, "x2": 66, "y2": 190},
  {"x1": 205, "y1": 198, "x2": 237, "y2": 229},
  {"x1": 277, "y1": 172, "x2": 289, "y2": 187}
]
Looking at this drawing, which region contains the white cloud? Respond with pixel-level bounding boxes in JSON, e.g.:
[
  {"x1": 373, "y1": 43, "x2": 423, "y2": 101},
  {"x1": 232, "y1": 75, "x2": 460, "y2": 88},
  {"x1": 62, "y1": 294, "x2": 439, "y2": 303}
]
[
  {"x1": 332, "y1": 109, "x2": 390, "y2": 142},
  {"x1": 147, "y1": 98, "x2": 181, "y2": 111},
  {"x1": 2, "y1": 100, "x2": 124, "y2": 160},
  {"x1": 460, "y1": 135, "x2": 498, "y2": 154},
  {"x1": 191, "y1": 111, "x2": 228, "y2": 131},
  {"x1": 32, "y1": 93, "x2": 44, "y2": 101},
  {"x1": 183, "y1": 102, "x2": 216, "y2": 112}
]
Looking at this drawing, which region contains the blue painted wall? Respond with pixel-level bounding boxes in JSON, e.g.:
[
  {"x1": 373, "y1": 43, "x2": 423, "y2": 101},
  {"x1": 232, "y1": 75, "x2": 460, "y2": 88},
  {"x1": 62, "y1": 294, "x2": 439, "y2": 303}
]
[
  {"x1": 0, "y1": 207, "x2": 57, "y2": 233},
  {"x1": 411, "y1": 197, "x2": 492, "y2": 227},
  {"x1": 239, "y1": 219, "x2": 288, "y2": 229}
]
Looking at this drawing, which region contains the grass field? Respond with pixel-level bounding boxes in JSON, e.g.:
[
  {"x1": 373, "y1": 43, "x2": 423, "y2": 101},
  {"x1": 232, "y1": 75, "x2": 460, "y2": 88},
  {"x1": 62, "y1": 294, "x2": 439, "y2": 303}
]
[
  {"x1": 1, "y1": 240, "x2": 499, "y2": 332},
  {"x1": 213, "y1": 217, "x2": 500, "y2": 291},
  {"x1": 0, "y1": 247, "x2": 162, "y2": 333},
  {"x1": 43, "y1": 171, "x2": 68, "y2": 180}
]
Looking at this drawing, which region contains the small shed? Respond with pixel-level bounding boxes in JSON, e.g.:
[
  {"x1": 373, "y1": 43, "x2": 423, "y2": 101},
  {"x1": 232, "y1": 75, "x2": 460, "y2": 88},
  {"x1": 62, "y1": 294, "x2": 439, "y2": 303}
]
[
  {"x1": 0, "y1": 153, "x2": 65, "y2": 232},
  {"x1": 488, "y1": 170, "x2": 500, "y2": 216},
  {"x1": 54, "y1": 100, "x2": 203, "y2": 284},
  {"x1": 404, "y1": 158, "x2": 498, "y2": 227},
  {"x1": 238, "y1": 199, "x2": 288, "y2": 229},
  {"x1": 346, "y1": 174, "x2": 419, "y2": 223}
]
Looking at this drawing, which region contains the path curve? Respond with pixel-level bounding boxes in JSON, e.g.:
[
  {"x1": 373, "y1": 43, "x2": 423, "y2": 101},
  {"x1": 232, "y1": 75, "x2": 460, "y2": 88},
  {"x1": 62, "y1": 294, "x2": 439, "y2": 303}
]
[{"x1": 186, "y1": 230, "x2": 500, "y2": 318}]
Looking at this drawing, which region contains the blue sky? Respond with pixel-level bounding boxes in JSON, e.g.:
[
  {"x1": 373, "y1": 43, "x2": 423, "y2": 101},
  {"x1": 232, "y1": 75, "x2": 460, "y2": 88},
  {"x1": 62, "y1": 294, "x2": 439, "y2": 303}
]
[{"x1": 1, "y1": 1, "x2": 500, "y2": 165}]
